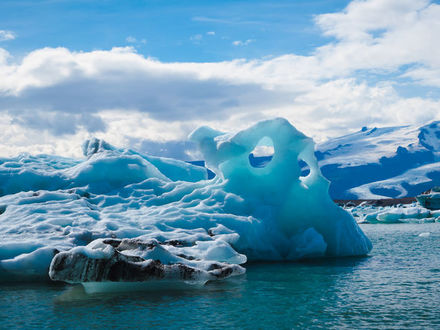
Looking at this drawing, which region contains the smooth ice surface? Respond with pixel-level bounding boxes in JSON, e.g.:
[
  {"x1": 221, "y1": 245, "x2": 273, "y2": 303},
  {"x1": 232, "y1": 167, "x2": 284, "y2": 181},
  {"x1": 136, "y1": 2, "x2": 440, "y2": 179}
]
[{"x1": 0, "y1": 118, "x2": 371, "y2": 283}]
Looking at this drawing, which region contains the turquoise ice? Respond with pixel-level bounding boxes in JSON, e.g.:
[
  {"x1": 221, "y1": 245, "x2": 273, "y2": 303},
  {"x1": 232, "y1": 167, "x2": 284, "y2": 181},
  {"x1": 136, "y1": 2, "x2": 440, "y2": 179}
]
[{"x1": 0, "y1": 118, "x2": 372, "y2": 284}]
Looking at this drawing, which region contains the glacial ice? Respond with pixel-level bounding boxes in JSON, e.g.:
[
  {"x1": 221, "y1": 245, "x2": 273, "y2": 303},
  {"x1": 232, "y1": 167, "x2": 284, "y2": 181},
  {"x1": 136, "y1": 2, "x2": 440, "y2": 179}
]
[
  {"x1": 0, "y1": 118, "x2": 372, "y2": 285},
  {"x1": 417, "y1": 191, "x2": 440, "y2": 210},
  {"x1": 345, "y1": 203, "x2": 440, "y2": 224},
  {"x1": 316, "y1": 121, "x2": 440, "y2": 199}
]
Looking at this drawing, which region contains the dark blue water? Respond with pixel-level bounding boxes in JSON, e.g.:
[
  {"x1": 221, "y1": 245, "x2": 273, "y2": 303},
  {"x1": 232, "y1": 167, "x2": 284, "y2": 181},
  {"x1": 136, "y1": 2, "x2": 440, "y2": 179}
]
[{"x1": 1, "y1": 224, "x2": 439, "y2": 329}]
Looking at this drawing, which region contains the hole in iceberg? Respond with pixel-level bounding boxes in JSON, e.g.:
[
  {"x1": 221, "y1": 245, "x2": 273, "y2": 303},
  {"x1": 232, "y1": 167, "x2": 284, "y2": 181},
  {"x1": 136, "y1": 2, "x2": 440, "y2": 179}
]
[
  {"x1": 298, "y1": 159, "x2": 310, "y2": 178},
  {"x1": 248, "y1": 137, "x2": 274, "y2": 168}
]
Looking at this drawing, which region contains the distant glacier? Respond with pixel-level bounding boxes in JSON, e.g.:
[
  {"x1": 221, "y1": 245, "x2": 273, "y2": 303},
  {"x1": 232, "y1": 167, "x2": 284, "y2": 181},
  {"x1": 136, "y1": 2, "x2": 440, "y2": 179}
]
[{"x1": 316, "y1": 121, "x2": 440, "y2": 199}]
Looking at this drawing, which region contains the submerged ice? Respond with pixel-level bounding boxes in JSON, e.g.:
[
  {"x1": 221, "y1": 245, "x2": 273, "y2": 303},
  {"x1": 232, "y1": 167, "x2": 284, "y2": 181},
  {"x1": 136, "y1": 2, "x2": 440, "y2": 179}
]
[{"x1": 0, "y1": 118, "x2": 372, "y2": 284}]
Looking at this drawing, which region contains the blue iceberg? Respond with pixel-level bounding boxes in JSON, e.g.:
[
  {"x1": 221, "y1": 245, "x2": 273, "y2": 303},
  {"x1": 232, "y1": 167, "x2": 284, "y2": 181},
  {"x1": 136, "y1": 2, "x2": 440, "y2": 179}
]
[{"x1": 0, "y1": 118, "x2": 372, "y2": 286}]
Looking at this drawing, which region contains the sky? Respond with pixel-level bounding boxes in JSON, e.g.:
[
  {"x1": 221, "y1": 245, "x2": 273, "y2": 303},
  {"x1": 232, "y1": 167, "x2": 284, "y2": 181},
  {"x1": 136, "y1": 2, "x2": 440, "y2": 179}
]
[{"x1": 1, "y1": 0, "x2": 440, "y2": 159}]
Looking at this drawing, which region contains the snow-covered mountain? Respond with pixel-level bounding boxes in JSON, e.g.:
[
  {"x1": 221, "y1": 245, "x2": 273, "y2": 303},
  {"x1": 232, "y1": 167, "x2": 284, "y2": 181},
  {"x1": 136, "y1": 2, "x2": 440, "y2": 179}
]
[{"x1": 316, "y1": 121, "x2": 440, "y2": 199}]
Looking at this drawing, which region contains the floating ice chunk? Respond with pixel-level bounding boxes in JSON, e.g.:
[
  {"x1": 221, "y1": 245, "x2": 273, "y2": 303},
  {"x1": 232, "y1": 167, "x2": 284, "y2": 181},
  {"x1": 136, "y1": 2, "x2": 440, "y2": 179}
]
[
  {"x1": 344, "y1": 201, "x2": 439, "y2": 224},
  {"x1": 373, "y1": 206, "x2": 431, "y2": 223},
  {"x1": 0, "y1": 247, "x2": 58, "y2": 280},
  {"x1": 49, "y1": 238, "x2": 245, "y2": 285},
  {"x1": 417, "y1": 192, "x2": 440, "y2": 210},
  {"x1": 1, "y1": 118, "x2": 372, "y2": 284},
  {"x1": 191, "y1": 240, "x2": 247, "y2": 264}
]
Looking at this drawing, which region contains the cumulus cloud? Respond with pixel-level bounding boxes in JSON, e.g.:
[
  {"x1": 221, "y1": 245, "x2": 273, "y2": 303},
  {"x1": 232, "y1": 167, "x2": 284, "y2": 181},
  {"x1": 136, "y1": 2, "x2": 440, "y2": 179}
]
[
  {"x1": 1, "y1": 0, "x2": 440, "y2": 158},
  {"x1": 290, "y1": 79, "x2": 440, "y2": 136},
  {"x1": 0, "y1": 47, "x2": 292, "y2": 124},
  {"x1": 314, "y1": 0, "x2": 440, "y2": 79},
  {"x1": 0, "y1": 30, "x2": 15, "y2": 41},
  {"x1": 12, "y1": 112, "x2": 106, "y2": 136}
]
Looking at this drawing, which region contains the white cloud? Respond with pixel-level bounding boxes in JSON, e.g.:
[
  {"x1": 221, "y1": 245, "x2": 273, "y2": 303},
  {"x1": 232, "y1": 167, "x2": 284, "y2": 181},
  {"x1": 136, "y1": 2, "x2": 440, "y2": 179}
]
[
  {"x1": 289, "y1": 79, "x2": 440, "y2": 139},
  {"x1": 206, "y1": 31, "x2": 215, "y2": 36},
  {"x1": 190, "y1": 34, "x2": 203, "y2": 42},
  {"x1": 314, "y1": 0, "x2": 440, "y2": 80},
  {"x1": 0, "y1": 30, "x2": 15, "y2": 42},
  {"x1": 126, "y1": 36, "x2": 146, "y2": 45},
  {"x1": 316, "y1": 0, "x2": 428, "y2": 41},
  {"x1": 232, "y1": 39, "x2": 255, "y2": 46},
  {"x1": 0, "y1": 47, "x2": 293, "y2": 143},
  {"x1": 1, "y1": 0, "x2": 440, "y2": 158}
]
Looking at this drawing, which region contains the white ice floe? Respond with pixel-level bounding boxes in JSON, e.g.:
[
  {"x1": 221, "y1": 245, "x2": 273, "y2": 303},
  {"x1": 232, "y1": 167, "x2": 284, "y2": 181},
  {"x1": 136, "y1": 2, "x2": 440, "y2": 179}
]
[
  {"x1": 0, "y1": 118, "x2": 372, "y2": 284},
  {"x1": 345, "y1": 202, "x2": 438, "y2": 224}
]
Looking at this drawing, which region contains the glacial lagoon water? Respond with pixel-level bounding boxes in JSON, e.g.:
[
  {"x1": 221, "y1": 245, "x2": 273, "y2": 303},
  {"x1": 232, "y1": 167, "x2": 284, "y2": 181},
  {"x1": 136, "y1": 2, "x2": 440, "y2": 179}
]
[{"x1": 1, "y1": 223, "x2": 439, "y2": 329}]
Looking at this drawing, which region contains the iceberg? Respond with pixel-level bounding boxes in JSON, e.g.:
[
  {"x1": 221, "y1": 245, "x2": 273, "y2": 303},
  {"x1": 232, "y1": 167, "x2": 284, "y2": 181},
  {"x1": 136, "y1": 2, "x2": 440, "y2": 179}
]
[
  {"x1": 0, "y1": 118, "x2": 372, "y2": 286},
  {"x1": 344, "y1": 202, "x2": 440, "y2": 224},
  {"x1": 417, "y1": 188, "x2": 440, "y2": 210}
]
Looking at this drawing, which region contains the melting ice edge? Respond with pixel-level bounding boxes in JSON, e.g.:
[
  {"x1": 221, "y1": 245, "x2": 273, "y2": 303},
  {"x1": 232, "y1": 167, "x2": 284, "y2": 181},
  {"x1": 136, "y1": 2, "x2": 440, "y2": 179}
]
[{"x1": 0, "y1": 118, "x2": 372, "y2": 288}]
